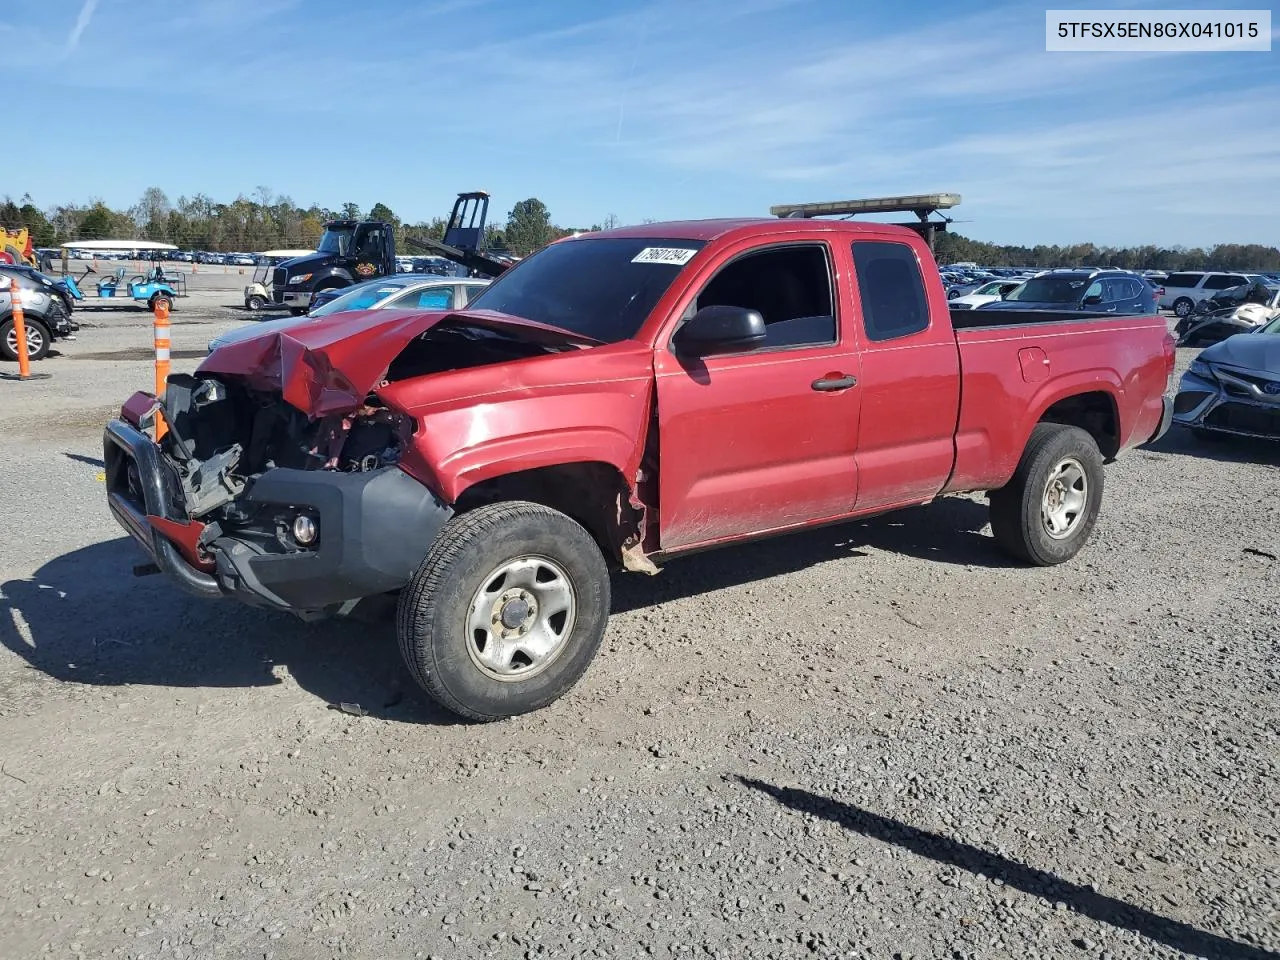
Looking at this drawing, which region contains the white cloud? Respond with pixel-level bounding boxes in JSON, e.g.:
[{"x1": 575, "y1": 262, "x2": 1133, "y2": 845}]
[{"x1": 64, "y1": 0, "x2": 98, "y2": 56}]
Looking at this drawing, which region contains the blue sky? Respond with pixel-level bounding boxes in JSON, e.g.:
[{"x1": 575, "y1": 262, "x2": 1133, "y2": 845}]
[{"x1": 3, "y1": 0, "x2": 1277, "y2": 247}]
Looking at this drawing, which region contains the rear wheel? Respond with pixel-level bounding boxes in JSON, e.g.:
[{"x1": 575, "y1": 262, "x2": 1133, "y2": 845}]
[
  {"x1": 1, "y1": 317, "x2": 51, "y2": 361},
  {"x1": 1173, "y1": 297, "x2": 1194, "y2": 318},
  {"x1": 989, "y1": 423, "x2": 1104, "y2": 566},
  {"x1": 396, "y1": 501, "x2": 610, "y2": 721}
]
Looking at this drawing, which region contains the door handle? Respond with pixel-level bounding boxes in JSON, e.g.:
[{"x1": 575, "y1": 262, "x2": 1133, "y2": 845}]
[{"x1": 811, "y1": 374, "x2": 858, "y2": 392}]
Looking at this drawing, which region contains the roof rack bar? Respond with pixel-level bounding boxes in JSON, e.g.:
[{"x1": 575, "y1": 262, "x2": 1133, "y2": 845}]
[{"x1": 770, "y1": 193, "x2": 961, "y2": 219}]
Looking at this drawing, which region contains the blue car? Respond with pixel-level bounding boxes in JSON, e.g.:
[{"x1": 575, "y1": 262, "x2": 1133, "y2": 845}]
[{"x1": 978, "y1": 270, "x2": 1157, "y2": 315}]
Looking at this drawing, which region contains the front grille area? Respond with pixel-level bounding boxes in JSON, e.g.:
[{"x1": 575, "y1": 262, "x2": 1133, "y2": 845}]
[
  {"x1": 272, "y1": 266, "x2": 288, "y2": 302},
  {"x1": 1204, "y1": 403, "x2": 1280, "y2": 436}
]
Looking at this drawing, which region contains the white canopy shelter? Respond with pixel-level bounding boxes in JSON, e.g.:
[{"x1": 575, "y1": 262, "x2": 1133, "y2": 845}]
[{"x1": 61, "y1": 240, "x2": 179, "y2": 250}]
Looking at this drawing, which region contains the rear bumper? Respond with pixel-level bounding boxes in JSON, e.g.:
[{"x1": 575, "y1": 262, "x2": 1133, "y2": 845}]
[
  {"x1": 1147, "y1": 395, "x2": 1174, "y2": 444},
  {"x1": 103, "y1": 419, "x2": 454, "y2": 614}
]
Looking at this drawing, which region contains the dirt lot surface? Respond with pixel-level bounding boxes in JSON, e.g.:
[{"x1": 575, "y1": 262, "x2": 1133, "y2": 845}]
[{"x1": 0, "y1": 277, "x2": 1277, "y2": 960}]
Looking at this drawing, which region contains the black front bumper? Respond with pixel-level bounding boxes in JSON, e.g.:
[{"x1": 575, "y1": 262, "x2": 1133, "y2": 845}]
[
  {"x1": 104, "y1": 419, "x2": 453, "y2": 614},
  {"x1": 209, "y1": 467, "x2": 453, "y2": 611}
]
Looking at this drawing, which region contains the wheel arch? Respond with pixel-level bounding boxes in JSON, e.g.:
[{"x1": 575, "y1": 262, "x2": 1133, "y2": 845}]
[
  {"x1": 451, "y1": 460, "x2": 648, "y2": 571},
  {"x1": 1035, "y1": 389, "x2": 1121, "y2": 460}
]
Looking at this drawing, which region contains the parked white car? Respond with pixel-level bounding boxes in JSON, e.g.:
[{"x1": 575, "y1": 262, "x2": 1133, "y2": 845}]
[
  {"x1": 949, "y1": 279, "x2": 1026, "y2": 310},
  {"x1": 1159, "y1": 271, "x2": 1253, "y2": 318}
]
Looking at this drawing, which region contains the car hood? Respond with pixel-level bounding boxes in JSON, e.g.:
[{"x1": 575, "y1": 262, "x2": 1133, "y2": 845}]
[
  {"x1": 1200, "y1": 332, "x2": 1280, "y2": 373},
  {"x1": 211, "y1": 314, "x2": 314, "y2": 350},
  {"x1": 197, "y1": 308, "x2": 598, "y2": 417}
]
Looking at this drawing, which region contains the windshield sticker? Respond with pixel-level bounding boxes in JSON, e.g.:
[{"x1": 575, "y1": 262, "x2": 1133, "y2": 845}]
[{"x1": 632, "y1": 247, "x2": 698, "y2": 265}]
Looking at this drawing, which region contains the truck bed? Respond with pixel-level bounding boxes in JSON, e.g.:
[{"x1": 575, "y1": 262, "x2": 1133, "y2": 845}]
[
  {"x1": 951, "y1": 307, "x2": 1129, "y2": 329},
  {"x1": 945, "y1": 310, "x2": 1172, "y2": 494}
]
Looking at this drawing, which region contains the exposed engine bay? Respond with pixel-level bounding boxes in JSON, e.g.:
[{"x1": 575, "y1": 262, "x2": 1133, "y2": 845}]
[{"x1": 156, "y1": 322, "x2": 563, "y2": 523}]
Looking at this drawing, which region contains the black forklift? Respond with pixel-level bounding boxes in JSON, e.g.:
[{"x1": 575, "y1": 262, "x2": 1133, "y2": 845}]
[{"x1": 272, "y1": 192, "x2": 512, "y2": 314}]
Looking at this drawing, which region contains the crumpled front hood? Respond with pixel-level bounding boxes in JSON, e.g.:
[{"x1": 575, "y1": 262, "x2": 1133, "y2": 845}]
[
  {"x1": 197, "y1": 308, "x2": 594, "y2": 417},
  {"x1": 1201, "y1": 331, "x2": 1280, "y2": 373}
]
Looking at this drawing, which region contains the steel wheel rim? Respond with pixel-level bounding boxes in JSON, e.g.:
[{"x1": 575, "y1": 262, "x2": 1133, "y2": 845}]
[
  {"x1": 5, "y1": 323, "x2": 43, "y2": 356},
  {"x1": 1041, "y1": 457, "x2": 1088, "y2": 540},
  {"x1": 465, "y1": 555, "x2": 577, "y2": 683}
]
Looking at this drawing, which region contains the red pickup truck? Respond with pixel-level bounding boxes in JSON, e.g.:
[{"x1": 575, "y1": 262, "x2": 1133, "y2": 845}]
[{"x1": 104, "y1": 219, "x2": 1174, "y2": 720}]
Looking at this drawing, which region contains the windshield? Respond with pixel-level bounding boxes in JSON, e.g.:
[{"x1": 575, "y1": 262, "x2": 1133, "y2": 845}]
[
  {"x1": 309, "y1": 279, "x2": 410, "y2": 316},
  {"x1": 975, "y1": 281, "x2": 1006, "y2": 295},
  {"x1": 316, "y1": 227, "x2": 354, "y2": 256},
  {"x1": 466, "y1": 237, "x2": 705, "y2": 342},
  {"x1": 1259, "y1": 315, "x2": 1280, "y2": 335},
  {"x1": 1005, "y1": 275, "x2": 1090, "y2": 304}
]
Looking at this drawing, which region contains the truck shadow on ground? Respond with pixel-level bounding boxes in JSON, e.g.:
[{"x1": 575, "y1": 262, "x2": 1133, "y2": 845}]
[
  {"x1": 611, "y1": 495, "x2": 1013, "y2": 613},
  {"x1": 1142, "y1": 428, "x2": 1280, "y2": 466},
  {"x1": 1, "y1": 497, "x2": 1005, "y2": 726},
  {"x1": 0, "y1": 538, "x2": 458, "y2": 726},
  {"x1": 736, "y1": 776, "x2": 1276, "y2": 960}
]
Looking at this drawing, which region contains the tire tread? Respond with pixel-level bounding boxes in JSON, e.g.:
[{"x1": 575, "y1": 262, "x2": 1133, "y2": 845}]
[{"x1": 396, "y1": 501, "x2": 606, "y2": 722}]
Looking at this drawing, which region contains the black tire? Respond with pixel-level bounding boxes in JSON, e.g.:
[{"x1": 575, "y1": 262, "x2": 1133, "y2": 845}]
[
  {"x1": 1, "y1": 316, "x2": 51, "y2": 361},
  {"x1": 246, "y1": 294, "x2": 267, "y2": 311},
  {"x1": 396, "y1": 501, "x2": 610, "y2": 722},
  {"x1": 988, "y1": 423, "x2": 1104, "y2": 566},
  {"x1": 1172, "y1": 297, "x2": 1194, "y2": 318},
  {"x1": 2, "y1": 244, "x2": 24, "y2": 266},
  {"x1": 149, "y1": 293, "x2": 173, "y2": 313}
]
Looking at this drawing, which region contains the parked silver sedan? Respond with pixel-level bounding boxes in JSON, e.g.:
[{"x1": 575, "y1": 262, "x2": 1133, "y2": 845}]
[{"x1": 208, "y1": 275, "x2": 489, "y2": 352}]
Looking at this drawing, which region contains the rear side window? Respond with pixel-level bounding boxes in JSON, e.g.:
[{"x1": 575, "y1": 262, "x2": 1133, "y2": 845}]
[
  {"x1": 1203, "y1": 274, "x2": 1248, "y2": 290},
  {"x1": 851, "y1": 241, "x2": 929, "y2": 342},
  {"x1": 1163, "y1": 272, "x2": 1204, "y2": 289}
]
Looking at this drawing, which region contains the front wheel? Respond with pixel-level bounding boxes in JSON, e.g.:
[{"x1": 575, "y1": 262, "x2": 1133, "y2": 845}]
[
  {"x1": 396, "y1": 501, "x2": 610, "y2": 722},
  {"x1": 988, "y1": 423, "x2": 1104, "y2": 566},
  {"x1": 149, "y1": 293, "x2": 173, "y2": 312},
  {"x1": 246, "y1": 294, "x2": 267, "y2": 311},
  {"x1": 1, "y1": 317, "x2": 51, "y2": 361}
]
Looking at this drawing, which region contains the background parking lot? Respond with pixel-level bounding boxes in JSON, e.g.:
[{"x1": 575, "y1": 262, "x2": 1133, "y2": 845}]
[{"x1": 1, "y1": 272, "x2": 1277, "y2": 959}]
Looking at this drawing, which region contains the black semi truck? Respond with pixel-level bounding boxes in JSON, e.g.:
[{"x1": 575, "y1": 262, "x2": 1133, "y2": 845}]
[{"x1": 272, "y1": 192, "x2": 511, "y2": 313}]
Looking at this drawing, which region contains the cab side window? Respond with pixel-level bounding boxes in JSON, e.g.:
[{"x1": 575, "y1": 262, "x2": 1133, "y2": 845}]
[
  {"x1": 690, "y1": 244, "x2": 835, "y2": 349},
  {"x1": 851, "y1": 241, "x2": 929, "y2": 341}
]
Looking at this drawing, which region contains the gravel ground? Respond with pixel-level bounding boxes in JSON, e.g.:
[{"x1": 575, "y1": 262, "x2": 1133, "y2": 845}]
[{"x1": 0, "y1": 280, "x2": 1276, "y2": 960}]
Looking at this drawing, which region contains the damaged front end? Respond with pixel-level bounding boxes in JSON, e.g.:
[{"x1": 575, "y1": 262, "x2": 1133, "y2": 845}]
[{"x1": 104, "y1": 371, "x2": 452, "y2": 617}]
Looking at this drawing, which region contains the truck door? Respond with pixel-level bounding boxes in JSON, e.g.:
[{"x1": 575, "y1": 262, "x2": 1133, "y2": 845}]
[
  {"x1": 352, "y1": 223, "x2": 391, "y2": 279},
  {"x1": 654, "y1": 239, "x2": 862, "y2": 551},
  {"x1": 847, "y1": 237, "x2": 962, "y2": 511}
]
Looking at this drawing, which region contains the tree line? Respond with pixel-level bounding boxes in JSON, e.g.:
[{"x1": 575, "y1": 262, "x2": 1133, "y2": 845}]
[
  {"x1": 933, "y1": 231, "x2": 1280, "y2": 272},
  {"x1": 0, "y1": 189, "x2": 616, "y2": 259},
  {"x1": 4, "y1": 189, "x2": 1278, "y2": 270}
]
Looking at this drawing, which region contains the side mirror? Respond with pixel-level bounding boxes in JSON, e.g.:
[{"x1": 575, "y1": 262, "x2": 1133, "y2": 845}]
[
  {"x1": 1083, "y1": 294, "x2": 1103, "y2": 306},
  {"x1": 673, "y1": 304, "x2": 766, "y2": 355}
]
